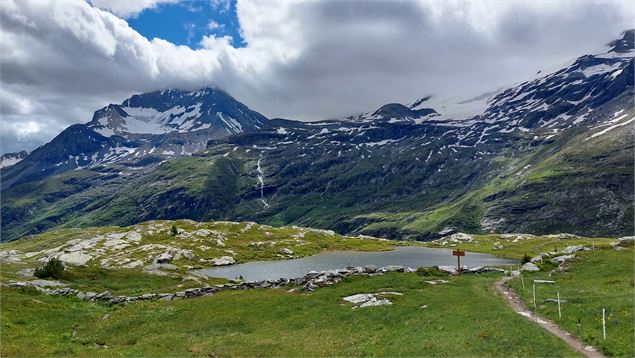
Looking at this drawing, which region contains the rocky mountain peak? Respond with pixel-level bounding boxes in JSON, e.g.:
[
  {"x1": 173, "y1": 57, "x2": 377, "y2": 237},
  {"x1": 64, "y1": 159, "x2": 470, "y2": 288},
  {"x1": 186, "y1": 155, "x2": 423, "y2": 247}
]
[
  {"x1": 0, "y1": 151, "x2": 29, "y2": 169},
  {"x1": 87, "y1": 87, "x2": 267, "y2": 138},
  {"x1": 608, "y1": 29, "x2": 635, "y2": 53}
]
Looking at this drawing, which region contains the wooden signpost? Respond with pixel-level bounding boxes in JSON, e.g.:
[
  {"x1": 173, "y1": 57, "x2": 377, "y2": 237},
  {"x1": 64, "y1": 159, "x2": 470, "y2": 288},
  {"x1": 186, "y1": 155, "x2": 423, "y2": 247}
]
[{"x1": 452, "y1": 249, "x2": 465, "y2": 275}]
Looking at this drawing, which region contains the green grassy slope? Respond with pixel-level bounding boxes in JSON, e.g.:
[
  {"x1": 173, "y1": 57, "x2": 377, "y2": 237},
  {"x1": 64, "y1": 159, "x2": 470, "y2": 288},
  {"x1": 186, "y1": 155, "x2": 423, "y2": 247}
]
[
  {"x1": 508, "y1": 247, "x2": 634, "y2": 357},
  {"x1": 0, "y1": 220, "x2": 396, "y2": 281},
  {"x1": 2, "y1": 227, "x2": 631, "y2": 356},
  {"x1": 1, "y1": 273, "x2": 580, "y2": 357},
  {"x1": 424, "y1": 233, "x2": 635, "y2": 357}
]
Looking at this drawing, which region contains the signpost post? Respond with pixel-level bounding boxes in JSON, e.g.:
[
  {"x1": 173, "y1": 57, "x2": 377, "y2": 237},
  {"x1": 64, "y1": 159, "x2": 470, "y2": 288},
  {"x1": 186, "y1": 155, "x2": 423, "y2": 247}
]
[
  {"x1": 602, "y1": 308, "x2": 606, "y2": 340},
  {"x1": 452, "y1": 249, "x2": 465, "y2": 275}
]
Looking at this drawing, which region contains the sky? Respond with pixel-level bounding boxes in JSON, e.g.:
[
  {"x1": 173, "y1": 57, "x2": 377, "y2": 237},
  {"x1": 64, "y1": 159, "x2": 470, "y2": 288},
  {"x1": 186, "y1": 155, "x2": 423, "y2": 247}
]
[{"x1": 0, "y1": 0, "x2": 633, "y2": 154}]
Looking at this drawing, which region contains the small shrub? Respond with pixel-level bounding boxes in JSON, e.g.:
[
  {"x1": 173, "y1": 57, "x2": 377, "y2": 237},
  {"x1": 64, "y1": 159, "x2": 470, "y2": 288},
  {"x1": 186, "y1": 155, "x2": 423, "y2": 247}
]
[
  {"x1": 34, "y1": 258, "x2": 67, "y2": 279},
  {"x1": 521, "y1": 253, "x2": 531, "y2": 264},
  {"x1": 416, "y1": 267, "x2": 448, "y2": 277},
  {"x1": 171, "y1": 224, "x2": 178, "y2": 236}
]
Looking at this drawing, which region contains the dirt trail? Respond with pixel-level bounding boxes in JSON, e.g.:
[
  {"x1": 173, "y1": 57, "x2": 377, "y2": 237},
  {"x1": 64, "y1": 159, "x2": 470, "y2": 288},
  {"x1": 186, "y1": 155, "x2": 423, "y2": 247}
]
[{"x1": 494, "y1": 277, "x2": 607, "y2": 358}]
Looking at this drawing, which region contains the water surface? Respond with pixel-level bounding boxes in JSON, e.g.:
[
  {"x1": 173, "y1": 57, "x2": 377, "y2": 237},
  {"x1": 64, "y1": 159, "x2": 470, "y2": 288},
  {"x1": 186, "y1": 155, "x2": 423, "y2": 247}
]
[{"x1": 200, "y1": 246, "x2": 517, "y2": 281}]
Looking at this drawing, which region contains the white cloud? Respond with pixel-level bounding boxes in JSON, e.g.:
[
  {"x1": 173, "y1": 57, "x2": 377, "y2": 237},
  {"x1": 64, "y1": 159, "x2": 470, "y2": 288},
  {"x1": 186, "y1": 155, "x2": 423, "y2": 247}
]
[
  {"x1": 89, "y1": 0, "x2": 181, "y2": 18},
  {"x1": 210, "y1": 0, "x2": 231, "y2": 13},
  {"x1": 208, "y1": 20, "x2": 224, "y2": 31},
  {"x1": 0, "y1": 0, "x2": 633, "y2": 153}
]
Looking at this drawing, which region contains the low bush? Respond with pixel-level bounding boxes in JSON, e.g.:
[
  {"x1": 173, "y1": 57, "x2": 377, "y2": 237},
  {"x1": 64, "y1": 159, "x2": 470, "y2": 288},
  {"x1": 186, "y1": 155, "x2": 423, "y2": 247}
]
[
  {"x1": 34, "y1": 258, "x2": 67, "y2": 280},
  {"x1": 521, "y1": 253, "x2": 531, "y2": 264}
]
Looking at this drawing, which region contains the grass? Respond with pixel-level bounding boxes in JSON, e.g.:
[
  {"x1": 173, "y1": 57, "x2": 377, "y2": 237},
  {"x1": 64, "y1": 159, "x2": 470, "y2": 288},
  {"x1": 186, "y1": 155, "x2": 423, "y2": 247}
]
[
  {"x1": 1, "y1": 223, "x2": 631, "y2": 356},
  {"x1": 55, "y1": 266, "x2": 227, "y2": 296},
  {"x1": 0, "y1": 262, "x2": 226, "y2": 296},
  {"x1": 507, "y1": 246, "x2": 634, "y2": 357},
  {"x1": 1, "y1": 273, "x2": 580, "y2": 357},
  {"x1": 424, "y1": 233, "x2": 615, "y2": 260}
]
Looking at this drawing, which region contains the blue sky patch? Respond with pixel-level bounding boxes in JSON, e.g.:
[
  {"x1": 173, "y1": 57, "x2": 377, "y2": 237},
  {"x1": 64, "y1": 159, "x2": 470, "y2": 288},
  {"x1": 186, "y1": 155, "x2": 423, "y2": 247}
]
[{"x1": 127, "y1": 0, "x2": 244, "y2": 48}]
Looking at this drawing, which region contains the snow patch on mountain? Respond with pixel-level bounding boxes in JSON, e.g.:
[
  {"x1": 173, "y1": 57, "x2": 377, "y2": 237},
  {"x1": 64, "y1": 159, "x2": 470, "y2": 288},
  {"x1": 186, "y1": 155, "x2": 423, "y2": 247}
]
[{"x1": 0, "y1": 151, "x2": 29, "y2": 169}]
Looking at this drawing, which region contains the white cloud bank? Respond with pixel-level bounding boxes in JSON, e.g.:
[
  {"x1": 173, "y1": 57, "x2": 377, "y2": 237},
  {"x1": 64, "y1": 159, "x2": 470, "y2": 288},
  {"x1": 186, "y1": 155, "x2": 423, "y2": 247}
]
[
  {"x1": 89, "y1": 0, "x2": 181, "y2": 18},
  {"x1": 0, "y1": 0, "x2": 633, "y2": 153}
]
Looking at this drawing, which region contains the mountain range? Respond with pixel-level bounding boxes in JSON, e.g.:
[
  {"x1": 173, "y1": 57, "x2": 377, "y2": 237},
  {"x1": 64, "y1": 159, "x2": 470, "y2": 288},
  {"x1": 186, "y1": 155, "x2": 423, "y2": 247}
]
[{"x1": 1, "y1": 30, "x2": 633, "y2": 242}]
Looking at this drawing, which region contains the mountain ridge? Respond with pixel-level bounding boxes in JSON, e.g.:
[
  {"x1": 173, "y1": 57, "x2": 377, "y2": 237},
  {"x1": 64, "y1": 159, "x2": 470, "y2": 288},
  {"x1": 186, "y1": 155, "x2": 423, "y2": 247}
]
[
  {"x1": 1, "y1": 88, "x2": 268, "y2": 190},
  {"x1": 1, "y1": 30, "x2": 633, "y2": 241}
]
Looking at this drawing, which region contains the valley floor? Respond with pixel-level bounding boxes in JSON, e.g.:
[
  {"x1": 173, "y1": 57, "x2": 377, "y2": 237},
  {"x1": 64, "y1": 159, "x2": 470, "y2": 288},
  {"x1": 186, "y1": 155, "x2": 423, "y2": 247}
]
[{"x1": 0, "y1": 226, "x2": 633, "y2": 357}]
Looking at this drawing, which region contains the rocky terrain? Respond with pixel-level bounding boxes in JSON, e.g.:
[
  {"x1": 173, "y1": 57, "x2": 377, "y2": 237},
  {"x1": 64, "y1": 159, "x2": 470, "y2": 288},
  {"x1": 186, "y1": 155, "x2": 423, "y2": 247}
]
[
  {"x1": 0, "y1": 150, "x2": 28, "y2": 168},
  {"x1": 0, "y1": 219, "x2": 393, "y2": 273}
]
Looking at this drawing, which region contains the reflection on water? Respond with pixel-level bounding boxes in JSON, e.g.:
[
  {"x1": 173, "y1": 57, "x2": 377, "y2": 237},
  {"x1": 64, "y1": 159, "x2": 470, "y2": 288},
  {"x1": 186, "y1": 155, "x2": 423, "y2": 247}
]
[{"x1": 199, "y1": 246, "x2": 517, "y2": 281}]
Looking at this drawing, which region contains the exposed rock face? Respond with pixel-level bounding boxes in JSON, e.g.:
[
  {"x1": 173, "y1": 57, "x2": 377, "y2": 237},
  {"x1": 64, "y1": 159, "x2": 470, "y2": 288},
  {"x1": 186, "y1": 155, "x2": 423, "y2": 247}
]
[
  {"x1": 211, "y1": 256, "x2": 235, "y2": 266},
  {"x1": 0, "y1": 249, "x2": 22, "y2": 263},
  {"x1": 58, "y1": 252, "x2": 92, "y2": 266},
  {"x1": 342, "y1": 292, "x2": 403, "y2": 308},
  {"x1": 612, "y1": 236, "x2": 634, "y2": 250},
  {"x1": 434, "y1": 232, "x2": 474, "y2": 246},
  {"x1": 559, "y1": 245, "x2": 589, "y2": 255},
  {"x1": 550, "y1": 254, "x2": 576, "y2": 264}
]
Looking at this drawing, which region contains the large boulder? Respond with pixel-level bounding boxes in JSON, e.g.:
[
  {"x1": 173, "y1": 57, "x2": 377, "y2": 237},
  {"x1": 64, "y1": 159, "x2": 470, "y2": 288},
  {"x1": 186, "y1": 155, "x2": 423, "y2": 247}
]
[
  {"x1": 126, "y1": 232, "x2": 143, "y2": 242},
  {"x1": 155, "y1": 253, "x2": 173, "y2": 264},
  {"x1": 382, "y1": 265, "x2": 405, "y2": 272},
  {"x1": 363, "y1": 265, "x2": 378, "y2": 273},
  {"x1": 612, "y1": 236, "x2": 634, "y2": 250},
  {"x1": 551, "y1": 254, "x2": 575, "y2": 264},
  {"x1": 530, "y1": 253, "x2": 549, "y2": 263},
  {"x1": 437, "y1": 265, "x2": 459, "y2": 275},
  {"x1": 211, "y1": 256, "x2": 235, "y2": 266},
  {"x1": 521, "y1": 262, "x2": 540, "y2": 272}
]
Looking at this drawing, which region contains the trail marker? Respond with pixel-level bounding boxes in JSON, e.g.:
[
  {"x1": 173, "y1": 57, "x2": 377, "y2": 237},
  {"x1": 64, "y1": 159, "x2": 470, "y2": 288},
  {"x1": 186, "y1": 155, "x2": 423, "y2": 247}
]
[
  {"x1": 521, "y1": 274, "x2": 525, "y2": 290},
  {"x1": 557, "y1": 292, "x2": 562, "y2": 318},
  {"x1": 452, "y1": 249, "x2": 465, "y2": 275},
  {"x1": 532, "y1": 284, "x2": 536, "y2": 310},
  {"x1": 602, "y1": 308, "x2": 606, "y2": 340}
]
